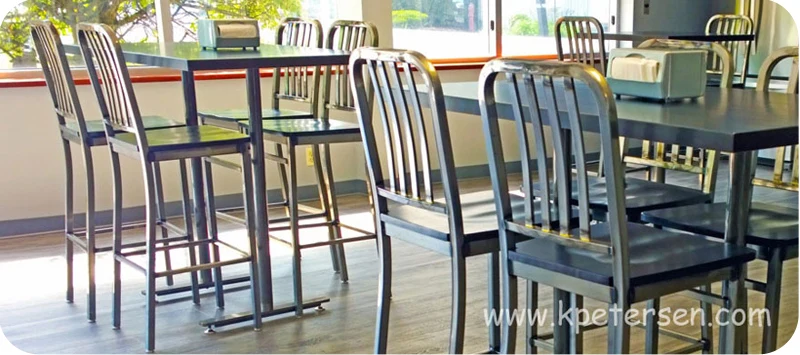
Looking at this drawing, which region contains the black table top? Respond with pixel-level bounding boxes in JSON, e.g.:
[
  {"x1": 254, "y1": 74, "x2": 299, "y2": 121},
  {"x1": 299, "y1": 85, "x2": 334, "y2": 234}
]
[
  {"x1": 63, "y1": 42, "x2": 350, "y2": 71},
  {"x1": 425, "y1": 81, "x2": 797, "y2": 153},
  {"x1": 596, "y1": 31, "x2": 755, "y2": 42}
]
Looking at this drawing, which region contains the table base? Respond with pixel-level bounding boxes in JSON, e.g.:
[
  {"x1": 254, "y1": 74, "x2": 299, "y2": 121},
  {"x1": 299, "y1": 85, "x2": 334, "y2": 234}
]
[{"x1": 199, "y1": 297, "x2": 330, "y2": 330}]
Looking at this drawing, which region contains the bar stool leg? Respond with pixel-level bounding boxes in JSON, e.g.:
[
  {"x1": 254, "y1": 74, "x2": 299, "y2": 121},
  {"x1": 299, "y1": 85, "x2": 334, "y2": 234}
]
[
  {"x1": 501, "y1": 265, "x2": 518, "y2": 354},
  {"x1": 525, "y1": 280, "x2": 538, "y2": 354},
  {"x1": 203, "y1": 159, "x2": 225, "y2": 309},
  {"x1": 287, "y1": 145, "x2": 304, "y2": 316},
  {"x1": 571, "y1": 293, "x2": 584, "y2": 353},
  {"x1": 110, "y1": 151, "x2": 123, "y2": 330},
  {"x1": 319, "y1": 143, "x2": 348, "y2": 282},
  {"x1": 240, "y1": 147, "x2": 262, "y2": 331},
  {"x1": 449, "y1": 251, "x2": 467, "y2": 354},
  {"x1": 311, "y1": 144, "x2": 340, "y2": 274},
  {"x1": 82, "y1": 146, "x2": 97, "y2": 323},
  {"x1": 152, "y1": 163, "x2": 175, "y2": 286},
  {"x1": 274, "y1": 143, "x2": 291, "y2": 216},
  {"x1": 179, "y1": 160, "x2": 201, "y2": 305},
  {"x1": 645, "y1": 298, "x2": 660, "y2": 354},
  {"x1": 143, "y1": 162, "x2": 158, "y2": 353},
  {"x1": 63, "y1": 140, "x2": 75, "y2": 305},
  {"x1": 374, "y1": 225, "x2": 392, "y2": 354},
  {"x1": 699, "y1": 284, "x2": 713, "y2": 354},
  {"x1": 718, "y1": 278, "x2": 741, "y2": 354},
  {"x1": 487, "y1": 252, "x2": 501, "y2": 353},
  {"x1": 762, "y1": 248, "x2": 785, "y2": 353}
]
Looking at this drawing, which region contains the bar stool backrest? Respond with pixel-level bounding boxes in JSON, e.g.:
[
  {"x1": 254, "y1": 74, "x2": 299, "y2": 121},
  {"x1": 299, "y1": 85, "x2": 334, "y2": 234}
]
[
  {"x1": 349, "y1": 48, "x2": 464, "y2": 237},
  {"x1": 322, "y1": 20, "x2": 378, "y2": 118},
  {"x1": 479, "y1": 58, "x2": 629, "y2": 293},
  {"x1": 705, "y1": 14, "x2": 754, "y2": 84},
  {"x1": 30, "y1": 21, "x2": 88, "y2": 138},
  {"x1": 273, "y1": 18, "x2": 323, "y2": 116},
  {"x1": 555, "y1": 17, "x2": 607, "y2": 76},
  {"x1": 77, "y1": 23, "x2": 148, "y2": 151},
  {"x1": 754, "y1": 46, "x2": 799, "y2": 192}
]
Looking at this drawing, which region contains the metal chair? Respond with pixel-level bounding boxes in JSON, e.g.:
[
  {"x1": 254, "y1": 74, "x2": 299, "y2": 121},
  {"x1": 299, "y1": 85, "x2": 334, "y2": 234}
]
[
  {"x1": 479, "y1": 58, "x2": 756, "y2": 354},
  {"x1": 705, "y1": 14, "x2": 754, "y2": 87},
  {"x1": 555, "y1": 16, "x2": 607, "y2": 75},
  {"x1": 77, "y1": 23, "x2": 261, "y2": 352},
  {"x1": 29, "y1": 20, "x2": 187, "y2": 323},
  {"x1": 641, "y1": 46, "x2": 799, "y2": 354}
]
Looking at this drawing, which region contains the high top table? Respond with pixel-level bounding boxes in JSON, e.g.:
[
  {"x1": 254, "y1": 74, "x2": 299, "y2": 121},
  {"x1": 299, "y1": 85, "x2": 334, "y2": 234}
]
[
  {"x1": 423, "y1": 81, "x2": 798, "y2": 353},
  {"x1": 64, "y1": 42, "x2": 350, "y2": 330}
]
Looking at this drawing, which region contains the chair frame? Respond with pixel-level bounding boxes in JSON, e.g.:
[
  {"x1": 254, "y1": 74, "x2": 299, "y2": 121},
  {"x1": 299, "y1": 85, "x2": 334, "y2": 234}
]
[
  {"x1": 479, "y1": 58, "x2": 743, "y2": 354},
  {"x1": 555, "y1": 16, "x2": 608, "y2": 76},
  {"x1": 29, "y1": 20, "x2": 188, "y2": 323},
  {"x1": 350, "y1": 48, "x2": 501, "y2": 354},
  {"x1": 705, "y1": 14, "x2": 754, "y2": 87},
  {"x1": 77, "y1": 22, "x2": 261, "y2": 352}
]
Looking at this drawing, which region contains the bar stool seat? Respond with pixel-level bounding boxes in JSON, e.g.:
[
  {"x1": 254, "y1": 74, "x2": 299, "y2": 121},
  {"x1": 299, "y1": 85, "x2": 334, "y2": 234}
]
[
  {"x1": 199, "y1": 109, "x2": 313, "y2": 130},
  {"x1": 63, "y1": 116, "x2": 184, "y2": 145},
  {"x1": 641, "y1": 202, "x2": 799, "y2": 249},
  {"x1": 238, "y1": 118, "x2": 361, "y2": 141},
  {"x1": 510, "y1": 222, "x2": 756, "y2": 287},
  {"x1": 110, "y1": 125, "x2": 250, "y2": 159}
]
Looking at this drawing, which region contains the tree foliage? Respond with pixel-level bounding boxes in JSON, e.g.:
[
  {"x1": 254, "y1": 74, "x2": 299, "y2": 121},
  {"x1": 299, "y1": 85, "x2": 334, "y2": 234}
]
[
  {"x1": 391, "y1": 9, "x2": 427, "y2": 29},
  {"x1": 0, "y1": 0, "x2": 302, "y2": 66}
]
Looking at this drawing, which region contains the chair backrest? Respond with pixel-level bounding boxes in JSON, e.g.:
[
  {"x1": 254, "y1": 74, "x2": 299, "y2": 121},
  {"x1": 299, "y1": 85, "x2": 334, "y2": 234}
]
[
  {"x1": 754, "y1": 46, "x2": 799, "y2": 192},
  {"x1": 555, "y1": 16, "x2": 607, "y2": 75},
  {"x1": 349, "y1": 48, "x2": 463, "y2": 236},
  {"x1": 321, "y1": 20, "x2": 379, "y2": 118},
  {"x1": 705, "y1": 14, "x2": 754, "y2": 84},
  {"x1": 272, "y1": 17, "x2": 323, "y2": 116},
  {"x1": 77, "y1": 23, "x2": 148, "y2": 149},
  {"x1": 626, "y1": 39, "x2": 735, "y2": 196},
  {"x1": 479, "y1": 58, "x2": 628, "y2": 283},
  {"x1": 29, "y1": 21, "x2": 88, "y2": 138}
]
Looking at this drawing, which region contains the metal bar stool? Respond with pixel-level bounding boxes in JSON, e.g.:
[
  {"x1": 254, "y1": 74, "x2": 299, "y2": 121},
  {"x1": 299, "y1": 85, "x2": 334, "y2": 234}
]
[
  {"x1": 77, "y1": 23, "x2": 261, "y2": 352},
  {"x1": 29, "y1": 20, "x2": 188, "y2": 323},
  {"x1": 200, "y1": 20, "x2": 379, "y2": 314},
  {"x1": 641, "y1": 46, "x2": 799, "y2": 354},
  {"x1": 705, "y1": 14, "x2": 754, "y2": 87},
  {"x1": 478, "y1": 58, "x2": 755, "y2": 354}
]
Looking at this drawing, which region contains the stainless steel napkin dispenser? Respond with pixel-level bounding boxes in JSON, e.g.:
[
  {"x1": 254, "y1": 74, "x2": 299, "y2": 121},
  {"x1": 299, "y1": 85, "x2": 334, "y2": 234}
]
[{"x1": 198, "y1": 19, "x2": 260, "y2": 50}]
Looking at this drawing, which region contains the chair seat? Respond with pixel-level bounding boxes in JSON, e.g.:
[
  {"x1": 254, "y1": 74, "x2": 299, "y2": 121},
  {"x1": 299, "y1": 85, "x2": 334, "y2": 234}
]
[
  {"x1": 199, "y1": 108, "x2": 313, "y2": 121},
  {"x1": 238, "y1": 118, "x2": 361, "y2": 138},
  {"x1": 65, "y1": 116, "x2": 184, "y2": 141},
  {"x1": 509, "y1": 222, "x2": 755, "y2": 287},
  {"x1": 383, "y1": 190, "x2": 576, "y2": 243},
  {"x1": 110, "y1": 125, "x2": 250, "y2": 155},
  {"x1": 534, "y1": 176, "x2": 711, "y2": 216},
  {"x1": 641, "y1": 202, "x2": 799, "y2": 248}
]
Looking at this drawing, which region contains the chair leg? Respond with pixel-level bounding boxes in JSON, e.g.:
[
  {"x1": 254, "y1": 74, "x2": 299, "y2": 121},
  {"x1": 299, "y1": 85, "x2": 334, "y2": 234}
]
[
  {"x1": 449, "y1": 249, "x2": 467, "y2": 354},
  {"x1": 699, "y1": 284, "x2": 713, "y2": 354},
  {"x1": 762, "y1": 248, "x2": 785, "y2": 354},
  {"x1": 525, "y1": 280, "x2": 538, "y2": 354},
  {"x1": 179, "y1": 160, "x2": 201, "y2": 305},
  {"x1": 240, "y1": 148, "x2": 263, "y2": 331},
  {"x1": 63, "y1": 140, "x2": 75, "y2": 305},
  {"x1": 488, "y1": 252, "x2": 501, "y2": 353},
  {"x1": 110, "y1": 151, "x2": 123, "y2": 330},
  {"x1": 608, "y1": 300, "x2": 631, "y2": 354},
  {"x1": 203, "y1": 159, "x2": 225, "y2": 309},
  {"x1": 143, "y1": 162, "x2": 159, "y2": 353},
  {"x1": 374, "y1": 226, "x2": 392, "y2": 354},
  {"x1": 152, "y1": 163, "x2": 175, "y2": 287},
  {"x1": 312, "y1": 144, "x2": 340, "y2": 274},
  {"x1": 274, "y1": 143, "x2": 291, "y2": 216},
  {"x1": 286, "y1": 145, "x2": 304, "y2": 316},
  {"x1": 645, "y1": 298, "x2": 660, "y2": 354},
  {"x1": 553, "y1": 288, "x2": 572, "y2": 354},
  {"x1": 319, "y1": 143, "x2": 348, "y2": 282},
  {"x1": 718, "y1": 278, "x2": 741, "y2": 354},
  {"x1": 501, "y1": 263, "x2": 518, "y2": 354}
]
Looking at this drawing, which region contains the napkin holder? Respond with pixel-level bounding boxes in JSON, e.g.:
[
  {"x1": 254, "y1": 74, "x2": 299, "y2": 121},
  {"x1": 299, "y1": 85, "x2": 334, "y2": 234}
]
[
  {"x1": 198, "y1": 19, "x2": 260, "y2": 50},
  {"x1": 606, "y1": 48, "x2": 707, "y2": 101}
]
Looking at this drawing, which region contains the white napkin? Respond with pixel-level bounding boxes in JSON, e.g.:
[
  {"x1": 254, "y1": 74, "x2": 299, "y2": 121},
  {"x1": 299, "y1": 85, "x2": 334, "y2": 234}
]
[
  {"x1": 609, "y1": 57, "x2": 660, "y2": 83},
  {"x1": 217, "y1": 23, "x2": 258, "y2": 38}
]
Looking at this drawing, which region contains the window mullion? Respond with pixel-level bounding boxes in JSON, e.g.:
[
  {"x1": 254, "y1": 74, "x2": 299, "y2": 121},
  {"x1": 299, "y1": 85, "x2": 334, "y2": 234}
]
[{"x1": 491, "y1": 0, "x2": 502, "y2": 57}]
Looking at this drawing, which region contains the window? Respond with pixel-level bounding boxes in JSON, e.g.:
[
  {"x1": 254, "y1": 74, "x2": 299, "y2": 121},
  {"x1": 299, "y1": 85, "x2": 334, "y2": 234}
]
[
  {"x1": 502, "y1": 0, "x2": 614, "y2": 56},
  {"x1": 0, "y1": 0, "x2": 334, "y2": 72}
]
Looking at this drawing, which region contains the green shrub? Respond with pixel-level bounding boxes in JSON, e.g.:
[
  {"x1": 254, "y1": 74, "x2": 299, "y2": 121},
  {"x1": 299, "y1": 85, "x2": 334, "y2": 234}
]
[
  {"x1": 392, "y1": 10, "x2": 429, "y2": 29},
  {"x1": 508, "y1": 14, "x2": 539, "y2": 36}
]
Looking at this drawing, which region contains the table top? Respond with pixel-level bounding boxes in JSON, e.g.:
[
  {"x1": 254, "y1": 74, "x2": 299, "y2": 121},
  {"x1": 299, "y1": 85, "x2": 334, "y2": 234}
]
[
  {"x1": 597, "y1": 31, "x2": 755, "y2": 42},
  {"x1": 63, "y1": 42, "x2": 350, "y2": 71},
  {"x1": 425, "y1": 81, "x2": 797, "y2": 153}
]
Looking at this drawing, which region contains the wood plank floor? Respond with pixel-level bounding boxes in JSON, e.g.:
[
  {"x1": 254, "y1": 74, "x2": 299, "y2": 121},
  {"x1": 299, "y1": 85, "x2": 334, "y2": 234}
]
[{"x1": 0, "y1": 164, "x2": 796, "y2": 354}]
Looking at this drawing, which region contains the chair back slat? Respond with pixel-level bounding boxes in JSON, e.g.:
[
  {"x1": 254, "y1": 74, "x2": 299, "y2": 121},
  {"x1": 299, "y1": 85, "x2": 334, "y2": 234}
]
[
  {"x1": 479, "y1": 58, "x2": 627, "y2": 276},
  {"x1": 322, "y1": 21, "x2": 378, "y2": 117},
  {"x1": 77, "y1": 23, "x2": 144, "y2": 141},
  {"x1": 273, "y1": 18, "x2": 322, "y2": 115},
  {"x1": 30, "y1": 21, "x2": 86, "y2": 133},
  {"x1": 350, "y1": 49, "x2": 456, "y2": 219},
  {"x1": 555, "y1": 17, "x2": 607, "y2": 75},
  {"x1": 705, "y1": 14, "x2": 753, "y2": 84},
  {"x1": 754, "y1": 46, "x2": 799, "y2": 192}
]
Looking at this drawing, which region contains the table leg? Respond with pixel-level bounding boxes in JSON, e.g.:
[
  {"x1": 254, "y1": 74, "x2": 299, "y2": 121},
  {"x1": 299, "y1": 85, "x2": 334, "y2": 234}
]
[
  {"x1": 719, "y1": 151, "x2": 756, "y2": 354},
  {"x1": 181, "y1": 72, "x2": 213, "y2": 283},
  {"x1": 245, "y1": 68, "x2": 274, "y2": 311}
]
